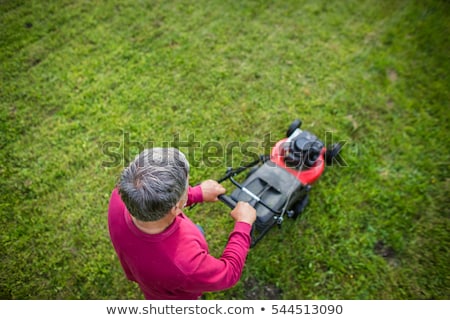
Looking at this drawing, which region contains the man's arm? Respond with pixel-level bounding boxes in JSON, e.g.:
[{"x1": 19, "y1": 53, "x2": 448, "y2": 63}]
[
  {"x1": 186, "y1": 185, "x2": 203, "y2": 206},
  {"x1": 178, "y1": 202, "x2": 256, "y2": 293},
  {"x1": 186, "y1": 180, "x2": 226, "y2": 206}
]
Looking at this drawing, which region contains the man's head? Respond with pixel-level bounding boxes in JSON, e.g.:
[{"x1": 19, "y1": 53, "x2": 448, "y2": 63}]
[{"x1": 118, "y1": 148, "x2": 190, "y2": 222}]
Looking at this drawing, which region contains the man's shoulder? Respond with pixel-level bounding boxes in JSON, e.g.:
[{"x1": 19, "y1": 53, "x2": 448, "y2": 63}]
[
  {"x1": 108, "y1": 188, "x2": 124, "y2": 210},
  {"x1": 172, "y1": 216, "x2": 209, "y2": 274},
  {"x1": 173, "y1": 239, "x2": 208, "y2": 275},
  {"x1": 108, "y1": 188, "x2": 127, "y2": 228}
]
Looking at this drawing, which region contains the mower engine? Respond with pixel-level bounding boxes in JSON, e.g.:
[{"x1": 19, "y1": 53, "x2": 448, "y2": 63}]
[{"x1": 283, "y1": 130, "x2": 324, "y2": 169}]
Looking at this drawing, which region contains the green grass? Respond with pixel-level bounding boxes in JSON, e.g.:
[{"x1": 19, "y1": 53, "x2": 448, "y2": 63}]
[{"x1": 1, "y1": 0, "x2": 449, "y2": 299}]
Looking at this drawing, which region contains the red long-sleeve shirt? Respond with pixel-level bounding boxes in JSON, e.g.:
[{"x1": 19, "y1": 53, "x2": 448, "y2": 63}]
[{"x1": 108, "y1": 185, "x2": 252, "y2": 299}]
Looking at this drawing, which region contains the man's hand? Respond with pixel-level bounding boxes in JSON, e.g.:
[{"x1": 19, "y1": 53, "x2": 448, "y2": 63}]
[
  {"x1": 200, "y1": 180, "x2": 226, "y2": 202},
  {"x1": 230, "y1": 202, "x2": 256, "y2": 225}
]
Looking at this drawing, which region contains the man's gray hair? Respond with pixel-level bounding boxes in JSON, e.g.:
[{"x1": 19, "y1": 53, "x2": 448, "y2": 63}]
[{"x1": 118, "y1": 148, "x2": 190, "y2": 221}]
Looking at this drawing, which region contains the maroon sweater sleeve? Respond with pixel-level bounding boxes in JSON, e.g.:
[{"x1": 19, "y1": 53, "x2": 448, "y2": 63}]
[
  {"x1": 175, "y1": 221, "x2": 252, "y2": 293},
  {"x1": 186, "y1": 185, "x2": 203, "y2": 206}
]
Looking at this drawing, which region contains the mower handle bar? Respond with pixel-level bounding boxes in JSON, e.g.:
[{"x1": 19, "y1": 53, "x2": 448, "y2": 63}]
[
  {"x1": 219, "y1": 193, "x2": 278, "y2": 248},
  {"x1": 218, "y1": 194, "x2": 237, "y2": 209},
  {"x1": 216, "y1": 156, "x2": 264, "y2": 209}
]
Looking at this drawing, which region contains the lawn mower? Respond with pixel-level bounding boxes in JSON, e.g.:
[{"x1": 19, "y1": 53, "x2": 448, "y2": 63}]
[{"x1": 217, "y1": 119, "x2": 342, "y2": 247}]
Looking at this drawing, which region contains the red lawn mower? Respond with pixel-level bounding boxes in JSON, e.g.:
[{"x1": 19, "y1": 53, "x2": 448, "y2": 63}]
[{"x1": 217, "y1": 119, "x2": 342, "y2": 247}]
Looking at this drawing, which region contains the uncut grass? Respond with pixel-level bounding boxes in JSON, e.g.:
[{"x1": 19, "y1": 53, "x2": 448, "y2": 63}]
[{"x1": 1, "y1": 0, "x2": 449, "y2": 299}]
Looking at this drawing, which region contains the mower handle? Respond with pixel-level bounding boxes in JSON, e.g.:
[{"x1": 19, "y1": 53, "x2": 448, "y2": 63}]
[
  {"x1": 218, "y1": 194, "x2": 237, "y2": 209},
  {"x1": 219, "y1": 194, "x2": 260, "y2": 248}
]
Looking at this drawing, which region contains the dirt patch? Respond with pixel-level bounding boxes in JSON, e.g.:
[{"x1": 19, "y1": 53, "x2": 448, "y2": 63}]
[
  {"x1": 243, "y1": 276, "x2": 282, "y2": 300},
  {"x1": 374, "y1": 240, "x2": 399, "y2": 267}
]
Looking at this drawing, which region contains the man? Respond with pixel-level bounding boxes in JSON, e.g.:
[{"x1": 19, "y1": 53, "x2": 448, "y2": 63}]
[{"x1": 108, "y1": 148, "x2": 256, "y2": 299}]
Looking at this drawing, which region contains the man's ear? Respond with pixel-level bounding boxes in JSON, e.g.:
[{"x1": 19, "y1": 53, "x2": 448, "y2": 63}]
[
  {"x1": 169, "y1": 205, "x2": 179, "y2": 217},
  {"x1": 175, "y1": 199, "x2": 185, "y2": 210}
]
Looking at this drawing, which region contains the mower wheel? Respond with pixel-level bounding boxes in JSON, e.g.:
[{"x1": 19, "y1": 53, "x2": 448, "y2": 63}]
[
  {"x1": 286, "y1": 119, "x2": 302, "y2": 137},
  {"x1": 290, "y1": 194, "x2": 309, "y2": 219},
  {"x1": 325, "y1": 143, "x2": 342, "y2": 166}
]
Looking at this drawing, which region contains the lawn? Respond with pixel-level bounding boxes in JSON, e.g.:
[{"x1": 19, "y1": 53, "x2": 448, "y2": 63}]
[{"x1": 0, "y1": 0, "x2": 449, "y2": 299}]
